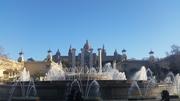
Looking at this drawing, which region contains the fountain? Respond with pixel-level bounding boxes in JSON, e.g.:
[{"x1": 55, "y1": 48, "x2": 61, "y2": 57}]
[
  {"x1": 66, "y1": 79, "x2": 100, "y2": 101},
  {"x1": 86, "y1": 80, "x2": 100, "y2": 97},
  {"x1": 132, "y1": 66, "x2": 147, "y2": 81},
  {"x1": 164, "y1": 72, "x2": 176, "y2": 84},
  {"x1": 44, "y1": 62, "x2": 65, "y2": 81},
  {"x1": 8, "y1": 68, "x2": 38, "y2": 101},
  {"x1": 2, "y1": 62, "x2": 179, "y2": 101},
  {"x1": 143, "y1": 68, "x2": 157, "y2": 96},
  {"x1": 175, "y1": 74, "x2": 180, "y2": 95},
  {"x1": 19, "y1": 68, "x2": 30, "y2": 81},
  {"x1": 128, "y1": 67, "x2": 158, "y2": 100},
  {"x1": 163, "y1": 72, "x2": 180, "y2": 95},
  {"x1": 43, "y1": 62, "x2": 126, "y2": 81},
  {"x1": 128, "y1": 81, "x2": 142, "y2": 97},
  {"x1": 102, "y1": 63, "x2": 127, "y2": 80},
  {"x1": 146, "y1": 68, "x2": 154, "y2": 80}
]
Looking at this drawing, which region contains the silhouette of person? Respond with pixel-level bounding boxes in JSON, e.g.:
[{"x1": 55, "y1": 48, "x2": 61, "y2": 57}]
[{"x1": 161, "y1": 90, "x2": 169, "y2": 101}]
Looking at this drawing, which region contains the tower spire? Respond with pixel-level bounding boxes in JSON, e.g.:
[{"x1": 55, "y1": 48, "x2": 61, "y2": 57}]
[
  {"x1": 102, "y1": 44, "x2": 105, "y2": 49},
  {"x1": 69, "y1": 45, "x2": 72, "y2": 53},
  {"x1": 114, "y1": 49, "x2": 118, "y2": 54},
  {"x1": 69, "y1": 44, "x2": 72, "y2": 49},
  {"x1": 55, "y1": 49, "x2": 61, "y2": 64},
  {"x1": 84, "y1": 40, "x2": 91, "y2": 50},
  {"x1": 86, "y1": 40, "x2": 88, "y2": 44}
]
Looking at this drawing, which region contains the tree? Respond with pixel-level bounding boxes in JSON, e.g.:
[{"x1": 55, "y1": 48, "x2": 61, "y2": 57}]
[{"x1": 171, "y1": 44, "x2": 180, "y2": 55}]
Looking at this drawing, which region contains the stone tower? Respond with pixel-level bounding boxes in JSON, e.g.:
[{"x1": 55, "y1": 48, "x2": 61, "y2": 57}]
[
  {"x1": 18, "y1": 50, "x2": 24, "y2": 62},
  {"x1": 80, "y1": 40, "x2": 94, "y2": 68},
  {"x1": 149, "y1": 50, "x2": 155, "y2": 63},
  {"x1": 47, "y1": 49, "x2": 52, "y2": 62},
  {"x1": 53, "y1": 49, "x2": 61, "y2": 64},
  {"x1": 122, "y1": 49, "x2": 127, "y2": 61},
  {"x1": 102, "y1": 44, "x2": 106, "y2": 62},
  {"x1": 68, "y1": 45, "x2": 76, "y2": 67}
]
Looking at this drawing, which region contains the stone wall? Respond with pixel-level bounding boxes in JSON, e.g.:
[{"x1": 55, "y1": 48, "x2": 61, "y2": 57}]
[{"x1": 24, "y1": 61, "x2": 51, "y2": 76}]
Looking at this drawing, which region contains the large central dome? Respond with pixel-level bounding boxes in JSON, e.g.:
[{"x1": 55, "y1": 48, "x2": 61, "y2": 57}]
[{"x1": 83, "y1": 40, "x2": 91, "y2": 50}]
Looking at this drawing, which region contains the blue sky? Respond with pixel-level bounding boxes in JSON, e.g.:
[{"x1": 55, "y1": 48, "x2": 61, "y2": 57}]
[{"x1": 0, "y1": 0, "x2": 180, "y2": 60}]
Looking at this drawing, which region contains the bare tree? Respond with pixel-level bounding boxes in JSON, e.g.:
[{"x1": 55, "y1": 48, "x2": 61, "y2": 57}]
[{"x1": 171, "y1": 44, "x2": 180, "y2": 55}]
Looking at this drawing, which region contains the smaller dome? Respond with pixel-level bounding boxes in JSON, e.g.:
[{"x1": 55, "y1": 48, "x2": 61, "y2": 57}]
[
  {"x1": 122, "y1": 49, "x2": 126, "y2": 53},
  {"x1": 19, "y1": 51, "x2": 24, "y2": 55},
  {"x1": 48, "y1": 49, "x2": 52, "y2": 53},
  {"x1": 149, "y1": 50, "x2": 154, "y2": 54}
]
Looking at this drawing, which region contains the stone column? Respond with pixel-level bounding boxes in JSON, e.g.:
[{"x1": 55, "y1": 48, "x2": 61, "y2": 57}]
[
  {"x1": 89, "y1": 49, "x2": 93, "y2": 68},
  {"x1": 72, "y1": 48, "x2": 76, "y2": 68},
  {"x1": 80, "y1": 48, "x2": 84, "y2": 68},
  {"x1": 113, "y1": 60, "x2": 116, "y2": 69},
  {"x1": 98, "y1": 48, "x2": 102, "y2": 73}
]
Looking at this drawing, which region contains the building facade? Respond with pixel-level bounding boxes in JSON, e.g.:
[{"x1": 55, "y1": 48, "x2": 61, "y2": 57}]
[{"x1": 53, "y1": 40, "x2": 127, "y2": 68}]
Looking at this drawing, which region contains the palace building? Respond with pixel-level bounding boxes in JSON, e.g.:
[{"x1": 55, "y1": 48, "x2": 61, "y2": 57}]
[
  {"x1": 52, "y1": 40, "x2": 127, "y2": 68},
  {"x1": 0, "y1": 40, "x2": 156, "y2": 80}
]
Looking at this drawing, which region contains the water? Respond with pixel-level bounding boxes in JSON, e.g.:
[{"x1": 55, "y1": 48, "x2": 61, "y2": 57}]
[
  {"x1": 128, "y1": 81, "x2": 142, "y2": 96},
  {"x1": 86, "y1": 80, "x2": 100, "y2": 97},
  {"x1": 44, "y1": 62, "x2": 65, "y2": 81},
  {"x1": 10, "y1": 64, "x2": 180, "y2": 100},
  {"x1": 164, "y1": 72, "x2": 180, "y2": 95},
  {"x1": 102, "y1": 63, "x2": 127, "y2": 80},
  {"x1": 128, "y1": 67, "x2": 157, "y2": 97},
  {"x1": 88, "y1": 67, "x2": 97, "y2": 74},
  {"x1": 19, "y1": 68, "x2": 30, "y2": 81},
  {"x1": 164, "y1": 72, "x2": 176, "y2": 84},
  {"x1": 146, "y1": 68, "x2": 153, "y2": 80},
  {"x1": 145, "y1": 77, "x2": 157, "y2": 96},
  {"x1": 44, "y1": 62, "x2": 127, "y2": 80},
  {"x1": 7, "y1": 62, "x2": 180, "y2": 100},
  {"x1": 67, "y1": 79, "x2": 100, "y2": 99},
  {"x1": 8, "y1": 68, "x2": 37, "y2": 101},
  {"x1": 175, "y1": 74, "x2": 180, "y2": 95},
  {"x1": 144, "y1": 68, "x2": 157, "y2": 96},
  {"x1": 132, "y1": 66, "x2": 147, "y2": 81}
]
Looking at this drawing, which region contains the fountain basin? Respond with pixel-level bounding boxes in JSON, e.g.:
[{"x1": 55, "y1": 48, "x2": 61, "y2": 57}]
[
  {"x1": 83, "y1": 97, "x2": 102, "y2": 101},
  {"x1": 65, "y1": 73, "x2": 114, "y2": 80},
  {"x1": 0, "y1": 80, "x2": 166, "y2": 101},
  {"x1": 11, "y1": 97, "x2": 40, "y2": 101},
  {"x1": 128, "y1": 96, "x2": 156, "y2": 100}
]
